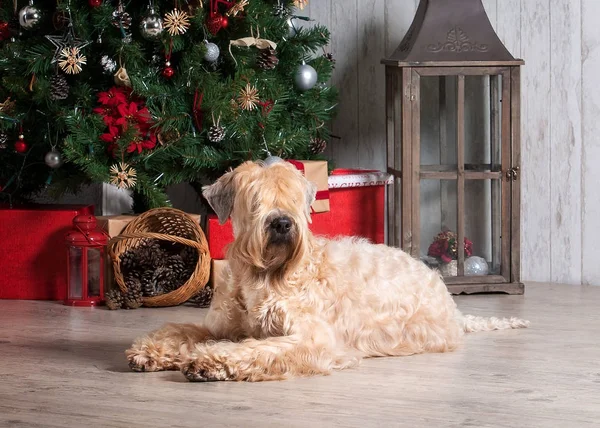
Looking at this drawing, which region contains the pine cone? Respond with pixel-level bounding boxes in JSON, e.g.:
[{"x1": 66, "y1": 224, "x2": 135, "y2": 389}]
[
  {"x1": 104, "y1": 289, "x2": 124, "y2": 310},
  {"x1": 309, "y1": 137, "x2": 327, "y2": 155},
  {"x1": 141, "y1": 269, "x2": 157, "y2": 297},
  {"x1": 180, "y1": 246, "x2": 199, "y2": 266},
  {"x1": 50, "y1": 74, "x2": 69, "y2": 101},
  {"x1": 188, "y1": 285, "x2": 213, "y2": 308},
  {"x1": 119, "y1": 249, "x2": 139, "y2": 272},
  {"x1": 257, "y1": 47, "x2": 279, "y2": 70},
  {"x1": 208, "y1": 125, "x2": 225, "y2": 143},
  {"x1": 0, "y1": 133, "x2": 7, "y2": 150},
  {"x1": 123, "y1": 277, "x2": 143, "y2": 309},
  {"x1": 135, "y1": 240, "x2": 166, "y2": 268}
]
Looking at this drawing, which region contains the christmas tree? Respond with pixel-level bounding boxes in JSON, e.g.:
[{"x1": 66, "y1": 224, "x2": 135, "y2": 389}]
[{"x1": 0, "y1": 0, "x2": 337, "y2": 209}]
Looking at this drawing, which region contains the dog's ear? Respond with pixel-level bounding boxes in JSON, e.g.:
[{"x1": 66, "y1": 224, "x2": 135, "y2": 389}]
[
  {"x1": 304, "y1": 180, "x2": 317, "y2": 223},
  {"x1": 202, "y1": 171, "x2": 236, "y2": 224}
]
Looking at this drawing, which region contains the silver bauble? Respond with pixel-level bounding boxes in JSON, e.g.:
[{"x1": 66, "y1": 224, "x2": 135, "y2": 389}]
[
  {"x1": 19, "y1": 5, "x2": 41, "y2": 29},
  {"x1": 204, "y1": 41, "x2": 220, "y2": 63},
  {"x1": 287, "y1": 17, "x2": 301, "y2": 37},
  {"x1": 139, "y1": 9, "x2": 163, "y2": 40},
  {"x1": 465, "y1": 256, "x2": 489, "y2": 276},
  {"x1": 44, "y1": 150, "x2": 63, "y2": 169},
  {"x1": 263, "y1": 155, "x2": 283, "y2": 166},
  {"x1": 294, "y1": 63, "x2": 318, "y2": 91}
]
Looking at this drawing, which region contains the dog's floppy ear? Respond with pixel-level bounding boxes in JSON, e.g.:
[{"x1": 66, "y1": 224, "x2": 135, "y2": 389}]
[
  {"x1": 304, "y1": 180, "x2": 317, "y2": 223},
  {"x1": 202, "y1": 171, "x2": 236, "y2": 224}
]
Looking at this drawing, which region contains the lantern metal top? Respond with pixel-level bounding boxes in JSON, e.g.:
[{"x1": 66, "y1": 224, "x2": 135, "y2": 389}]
[{"x1": 382, "y1": 0, "x2": 524, "y2": 67}]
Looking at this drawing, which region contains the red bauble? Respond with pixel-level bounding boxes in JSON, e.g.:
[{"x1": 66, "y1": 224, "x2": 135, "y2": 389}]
[
  {"x1": 88, "y1": 0, "x2": 102, "y2": 7},
  {"x1": 220, "y1": 15, "x2": 229, "y2": 29},
  {"x1": 0, "y1": 22, "x2": 9, "y2": 41},
  {"x1": 14, "y1": 137, "x2": 27, "y2": 153},
  {"x1": 162, "y1": 66, "x2": 175, "y2": 79},
  {"x1": 206, "y1": 13, "x2": 223, "y2": 35}
]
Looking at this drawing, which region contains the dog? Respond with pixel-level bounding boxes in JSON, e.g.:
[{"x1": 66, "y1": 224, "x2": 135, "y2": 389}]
[{"x1": 126, "y1": 159, "x2": 529, "y2": 382}]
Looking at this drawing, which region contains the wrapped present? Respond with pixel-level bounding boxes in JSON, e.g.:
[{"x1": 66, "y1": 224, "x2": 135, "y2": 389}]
[
  {"x1": 97, "y1": 213, "x2": 201, "y2": 291},
  {"x1": 206, "y1": 169, "x2": 392, "y2": 259},
  {"x1": 0, "y1": 204, "x2": 94, "y2": 300},
  {"x1": 288, "y1": 160, "x2": 330, "y2": 213}
]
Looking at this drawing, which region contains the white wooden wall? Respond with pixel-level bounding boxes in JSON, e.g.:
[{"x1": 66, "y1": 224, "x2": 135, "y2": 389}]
[{"x1": 303, "y1": 0, "x2": 598, "y2": 286}]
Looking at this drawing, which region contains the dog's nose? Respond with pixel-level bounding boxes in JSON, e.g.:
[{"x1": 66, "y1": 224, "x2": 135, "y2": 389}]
[{"x1": 271, "y1": 217, "x2": 292, "y2": 234}]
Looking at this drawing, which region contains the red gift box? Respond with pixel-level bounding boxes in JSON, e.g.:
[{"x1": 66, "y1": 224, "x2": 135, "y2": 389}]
[
  {"x1": 0, "y1": 204, "x2": 94, "y2": 300},
  {"x1": 206, "y1": 169, "x2": 392, "y2": 259}
]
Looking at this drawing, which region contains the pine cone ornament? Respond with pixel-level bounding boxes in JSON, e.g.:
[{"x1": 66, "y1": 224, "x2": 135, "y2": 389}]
[
  {"x1": 257, "y1": 47, "x2": 279, "y2": 70},
  {"x1": 104, "y1": 289, "x2": 124, "y2": 310},
  {"x1": 124, "y1": 277, "x2": 143, "y2": 309},
  {"x1": 188, "y1": 285, "x2": 213, "y2": 308},
  {"x1": 208, "y1": 125, "x2": 225, "y2": 143},
  {"x1": 309, "y1": 137, "x2": 327, "y2": 155},
  {"x1": 50, "y1": 74, "x2": 69, "y2": 101},
  {"x1": 0, "y1": 132, "x2": 7, "y2": 150}
]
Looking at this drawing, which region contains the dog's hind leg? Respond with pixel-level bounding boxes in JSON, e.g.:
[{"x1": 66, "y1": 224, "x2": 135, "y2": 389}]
[{"x1": 126, "y1": 323, "x2": 215, "y2": 372}]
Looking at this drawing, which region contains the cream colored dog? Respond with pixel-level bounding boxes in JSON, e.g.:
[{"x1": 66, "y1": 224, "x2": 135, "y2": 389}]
[{"x1": 126, "y1": 159, "x2": 528, "y2": 382}]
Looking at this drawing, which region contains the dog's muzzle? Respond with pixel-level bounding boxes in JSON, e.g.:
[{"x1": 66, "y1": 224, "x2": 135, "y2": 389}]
[{"x1": 270, "y1": 216, "x2": 292, "y2": 236}]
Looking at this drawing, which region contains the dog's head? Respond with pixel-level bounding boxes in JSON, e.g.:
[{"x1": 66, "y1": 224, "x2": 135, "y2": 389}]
[{"x1": 202, "y1": 160, "x2": 316, "y2": 275}]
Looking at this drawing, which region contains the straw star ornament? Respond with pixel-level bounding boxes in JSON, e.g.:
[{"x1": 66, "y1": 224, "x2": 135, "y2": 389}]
[
  {"x1": 237, "y1": 83, "x2": 260, "y2": 111},
  {"x1": 110, "y1": 162, "x2": 137, "y2": 189},
  {"x1": 164, "y1": 9, "x2": 191, "y2": 36},
  {"x1": 58, "y1": 47, "x2": 87, "y2": 74}
]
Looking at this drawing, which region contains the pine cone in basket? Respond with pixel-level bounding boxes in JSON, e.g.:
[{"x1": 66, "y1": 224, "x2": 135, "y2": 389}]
[
  {"x1": 123, "y1": 277, "x2": 143, "y2": 309},
  {"x1": 104, "y1": 289, "x2": 124, "y2": 310},
  {"x1": 135, "y1": 239, "x2": 166, "y2": 268},
  {"x1": 141, "y1": 269, "x2": 157, "y2": 297},
  {"x1": 188, "y1": 284, "x2": 213, "y2": 308},
  {"x1": 119, "y1": 249, "x2": 139, "y2": 273},
  {"x1": 180, "y1": 246, "x2": 199, "y2": 266},
  {"x1": 150, "y1": 265, "x2": 174, "y2": 296}
]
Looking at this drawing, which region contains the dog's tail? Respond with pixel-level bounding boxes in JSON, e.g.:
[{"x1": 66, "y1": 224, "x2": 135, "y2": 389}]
[{"x1": 458, "y1": 313, "x2": 530, "y2": 333}]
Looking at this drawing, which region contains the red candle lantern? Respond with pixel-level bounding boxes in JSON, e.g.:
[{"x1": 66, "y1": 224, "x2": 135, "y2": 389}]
[{"x1": 64, "y1": 215, "x2": 108, "y2": 306}]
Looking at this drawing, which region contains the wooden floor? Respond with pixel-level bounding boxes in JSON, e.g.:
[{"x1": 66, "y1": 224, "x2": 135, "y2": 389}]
[{"x1": 0, "y1": 282, "x2": 599, "y2": 428}]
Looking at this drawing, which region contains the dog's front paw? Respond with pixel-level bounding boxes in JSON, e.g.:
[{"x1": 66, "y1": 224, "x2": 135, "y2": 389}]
[
  {"x1": 181, "y1": 357, "x2": 232, "y2": 382},
  {"x1": 126, "y1": 342, "x2": 180, "y2": 372}
]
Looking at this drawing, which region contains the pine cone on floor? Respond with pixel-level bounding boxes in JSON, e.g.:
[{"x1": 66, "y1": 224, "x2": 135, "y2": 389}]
[
  {"x1": 50, "y1": 73, "x2": 69, "y2": 100},
  {"x1": 256, "y1": 47, "x2": 279, "y2": 70},
  {"x1": 123, "y1": 277, "x2": 143, "y2": 309},
  {"x1": 104, "y1": 289, "x2": 124, "y2": 310},
  {"x1": 188, "y1": 285, "x2": 213, "y2": 308}
]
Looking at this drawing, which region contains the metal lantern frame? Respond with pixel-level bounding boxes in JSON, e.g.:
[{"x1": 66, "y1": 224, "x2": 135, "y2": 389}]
[{"x1": 382, "y1": 0, "x2": 524, "y2": 294}]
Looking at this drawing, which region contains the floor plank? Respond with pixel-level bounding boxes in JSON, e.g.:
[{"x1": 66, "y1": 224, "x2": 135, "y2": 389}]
[{"x1": 0, "y1": 282, "x2": 599, "y2": 428}]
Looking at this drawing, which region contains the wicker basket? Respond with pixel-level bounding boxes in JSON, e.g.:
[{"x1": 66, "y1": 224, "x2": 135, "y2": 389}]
[{"x1": 107, "y1": 208, "x2": 211, "y2": 307}]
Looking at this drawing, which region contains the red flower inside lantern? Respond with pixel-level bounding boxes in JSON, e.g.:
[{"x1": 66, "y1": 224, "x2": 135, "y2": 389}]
[{"x1": 427, "y1": 230, "x2": 473, "y2": 264}]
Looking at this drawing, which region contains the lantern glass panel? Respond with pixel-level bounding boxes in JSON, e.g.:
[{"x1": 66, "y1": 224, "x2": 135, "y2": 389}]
[
  {"x1": 419, "y1": 76, "x2": 458, "y2": 168},
  {"x1": 465, "y1": 179, "x2": 502, "y2": 276},
  {"x1": 87, "y1": 247, "x2": 102, "y2": 297},
  {"x1": 420, "y1": 179, "x2": 457, "y2": 263},
  {"x1": 68, "y1": 246, "x2": 83, "y2": 299}
]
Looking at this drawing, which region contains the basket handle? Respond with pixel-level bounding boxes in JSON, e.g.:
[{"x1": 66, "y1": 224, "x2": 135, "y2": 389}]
[{"x1": 108, "y1": 232, "x2": 206, "y2": 258}]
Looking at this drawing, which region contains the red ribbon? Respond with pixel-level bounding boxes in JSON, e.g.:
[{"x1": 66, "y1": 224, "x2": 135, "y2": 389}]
[{"x1": 193, "y1": 89, "x2": 204, "y2": 131}]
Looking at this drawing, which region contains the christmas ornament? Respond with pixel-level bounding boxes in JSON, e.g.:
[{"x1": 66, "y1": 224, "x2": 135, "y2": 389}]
[
  {"x1": 45, "y1": 21, "x2": 91, "y2": 65},
  {"x1": 111, "y1": 2, "x2": 132, "y2": 30},
  {"x1": 162, "y1": 63, "x2": 175, "y2": 79},
  {"x1": 139, "y1": 7, "x2": 163, "y2": 40},
  {"x1": 0, "y1": 21, "x2": 11, "y2": 41},
  {"x1": 203, "y1": 41, "x2": 220, "y2": 63},
  {"x1": 164, "y1": 9, "x2": 191, "y2": 36},
  {"x1": 293, "y1": 0, "x2": 308, "y2": 10},
  {"x1": 238, "y1": 83, "x2": 260, "y2": 111},
  {"x1": 263, "y1": 155, "x2": 283, "y2": 166},
  {"x1": 295, "y1": 62, "x2": 317, "y2": 91},
  {"x1": 229, "y1": 31, "x2": 277, "y2": 66},
  {"x1": 58, "y1": 47, "x2": 87, "y2": 74},
  {"x1": 323, "y1": 52, "x2": 335, "y2": 63},
  {"x1": 309, "y1": 137, "x2": 327, "y2": 155},
  {"x1": 110, "y1": 162, "x2": 137, "y2": 189},
  {"x1": 256, "y1": 47, "x2": 279, "y2": 70},
  {"x1": 101, "y1": 55, "x2": 117, "y2": 74},
  {"x1": 89, "y1": 0, "x2": 102, "y2": 7},
  {"x1": 44, "y1": 150, "x2": 63, "y2": 168},
  {"x1": 226, "y1": 0, "x2": 248, "y2": 17},
  {"x1": 14, "y1": 134, "x2": 27, "y2": 153},
  {"x1": 50, "y1": 73, "x2": 69, "y2": 100},
  {"x1": 208, "y1": 114, "x2": 225, "y2": 143},
  {"x1": 0, "y1": 133, "x2": 8, "y2": 150},
  {"x1": 273, "y1": 2, "x2": 287, "y2": 17},
  {"x1": 114, "y1": 66, "x2": 132, "y2": 87},
  {"x1": 220, "y1": 15, "x2": 229, "y2": 29},
  {"x1": 465, "y1": 256, "x2": 489, "y2": 276},
  {"x1": 206, "y1": 13, "x2": 224, "y2": 35},
  {"x1": 18, "y1": 1, "x2": 41, "y2": 30}
]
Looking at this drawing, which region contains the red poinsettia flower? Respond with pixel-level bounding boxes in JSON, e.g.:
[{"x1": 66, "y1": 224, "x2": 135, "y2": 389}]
[
  {"x1": 115, "y1": 102, "x2": 151, "y2": 129},
  {"x1": 100, "y1": 125, "x2": 121, "y2": 144},
  {"x1": 97, "y1": 87, "x2": 128, "y2": 106},
  {"x1": 126, "y1": 132, "x2": 156, "y2": 154}
]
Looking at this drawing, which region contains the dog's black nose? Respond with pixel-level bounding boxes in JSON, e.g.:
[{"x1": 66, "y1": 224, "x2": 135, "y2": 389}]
[{"x1": 271, "y1": 217, "x2": 292, "y2": 234}]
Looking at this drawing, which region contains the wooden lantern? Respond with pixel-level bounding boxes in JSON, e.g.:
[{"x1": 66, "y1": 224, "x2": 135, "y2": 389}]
[{"x1": 382, "y1": 0, "x2": 524, "y2": 294}]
